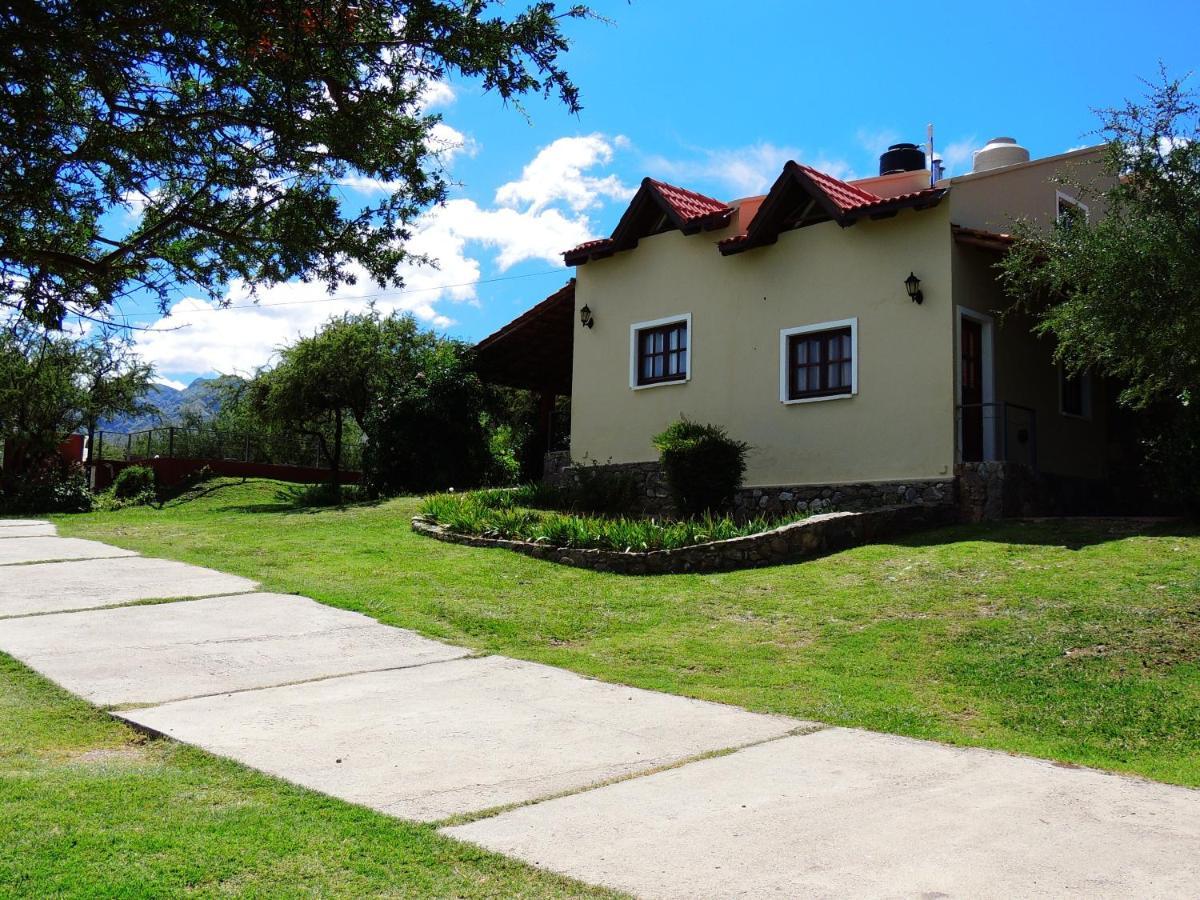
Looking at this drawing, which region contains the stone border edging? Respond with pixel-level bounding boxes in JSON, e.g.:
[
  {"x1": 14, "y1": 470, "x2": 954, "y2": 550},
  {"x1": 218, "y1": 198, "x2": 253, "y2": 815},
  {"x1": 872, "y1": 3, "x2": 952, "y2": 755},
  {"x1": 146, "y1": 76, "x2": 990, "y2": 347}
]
[{"x1": 411, "y1": 504, "x2": 956, "y2": 575}]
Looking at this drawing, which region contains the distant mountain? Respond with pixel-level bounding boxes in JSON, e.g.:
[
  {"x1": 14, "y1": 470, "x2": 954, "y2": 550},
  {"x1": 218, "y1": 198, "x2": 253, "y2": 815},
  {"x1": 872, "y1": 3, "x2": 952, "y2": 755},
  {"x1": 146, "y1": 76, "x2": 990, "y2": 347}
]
[{"x1": 98, "y1": 375, "x2": 244, "y2": 433}]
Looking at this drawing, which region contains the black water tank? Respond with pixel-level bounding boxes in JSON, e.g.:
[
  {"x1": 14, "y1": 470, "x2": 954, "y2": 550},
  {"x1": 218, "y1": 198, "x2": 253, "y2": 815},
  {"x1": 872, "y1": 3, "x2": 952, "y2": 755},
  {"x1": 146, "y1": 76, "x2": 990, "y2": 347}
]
[{"x1": 879, "y1": 142, "x2": 926, "y2": 175}]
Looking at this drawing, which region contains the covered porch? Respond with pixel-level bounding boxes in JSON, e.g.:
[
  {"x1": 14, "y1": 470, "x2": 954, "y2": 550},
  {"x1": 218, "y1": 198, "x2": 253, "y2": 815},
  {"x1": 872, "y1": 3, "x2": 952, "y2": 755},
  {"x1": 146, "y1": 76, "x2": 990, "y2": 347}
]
[{"x1": 474, "y1": 280, "x2": 575, "y2": 478}]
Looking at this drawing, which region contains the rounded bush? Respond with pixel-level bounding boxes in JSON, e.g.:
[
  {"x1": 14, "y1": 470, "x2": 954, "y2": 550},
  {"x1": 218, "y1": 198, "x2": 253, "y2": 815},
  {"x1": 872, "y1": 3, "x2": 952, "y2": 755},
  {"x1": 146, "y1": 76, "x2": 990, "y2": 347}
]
[
  {"x1": 652, "y1": 418, "x2": 749, "y2": 517},
  {"x1": 111, "y1": 464, "x2": 156, "y2": 501}
]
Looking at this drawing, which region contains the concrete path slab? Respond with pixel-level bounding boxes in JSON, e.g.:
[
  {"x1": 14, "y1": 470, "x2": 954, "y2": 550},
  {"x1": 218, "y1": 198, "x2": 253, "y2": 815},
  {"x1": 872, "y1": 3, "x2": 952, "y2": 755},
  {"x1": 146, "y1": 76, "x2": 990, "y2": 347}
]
[
  {"x1": 119, "y1": 657, "x2": 800, "y2": 822},
  {"x1": 0, "y1": 519, "x2": 51, "y2": 527},
  {"x1": 0, "y1": 555, "x2": 256, "y2": 617},
  {"x1": 0, "y1": 523, "x2": 57, "y2": 537},
  {"x1": 445, "y1": 727, "x2": 1200, "y2": 899},
  {"x1": 0, "y1": 536, "x2": 134, "y2": 566},
  {"x1": 0, "y1": 592, "x2": 471, "y2": 705}
]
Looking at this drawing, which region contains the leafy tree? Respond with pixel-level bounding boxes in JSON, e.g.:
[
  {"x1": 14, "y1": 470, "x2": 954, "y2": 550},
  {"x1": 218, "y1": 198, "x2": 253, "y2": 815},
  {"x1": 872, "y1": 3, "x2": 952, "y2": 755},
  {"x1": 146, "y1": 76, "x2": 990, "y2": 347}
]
[
  {"x1": 999, "y1": 69, "x2": 1200, "y2": 407},
  {"x1": 2, "y1": 1, "x2": 589, "y2": 328},
  {"x1": 363, "y1": 339, "x2": 495, "y2": 494},
  {"x1": 999, "y1": 69, "x2": 1200, "y2": 510},
  {"x1": 250, "y1": 309, "x2": 432, "y2": 487},
  {"x1": 77, "y1": 327, "x2": 156, "y2": 460},
  {"x1": 0, "y1": 321, "x2": 86, "y2": 485}
]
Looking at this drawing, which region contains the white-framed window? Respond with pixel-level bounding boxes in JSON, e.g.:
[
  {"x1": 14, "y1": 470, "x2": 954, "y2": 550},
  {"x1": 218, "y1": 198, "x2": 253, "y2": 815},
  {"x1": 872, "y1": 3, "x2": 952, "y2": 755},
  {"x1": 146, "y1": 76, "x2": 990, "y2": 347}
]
[
  {"x1": 1055, "y1": 190, "x2": 1089, "y2": 227},
  {"x1": 779, "y1": 318, "x2": 858, "y2": 404},
  {"x1": 630, "y1": 313, "x2": 691, "y2": 390},
  {"x1": 1059, "y1": 365, "x2": 1092, "y2": 419}
]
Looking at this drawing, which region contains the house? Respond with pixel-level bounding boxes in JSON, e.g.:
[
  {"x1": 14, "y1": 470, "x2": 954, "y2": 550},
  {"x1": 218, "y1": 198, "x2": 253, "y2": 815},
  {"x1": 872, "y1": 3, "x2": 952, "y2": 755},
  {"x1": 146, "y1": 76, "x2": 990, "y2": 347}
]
[{"x1": 476, "y1": 137, "x2": 1116, "y2": 519}]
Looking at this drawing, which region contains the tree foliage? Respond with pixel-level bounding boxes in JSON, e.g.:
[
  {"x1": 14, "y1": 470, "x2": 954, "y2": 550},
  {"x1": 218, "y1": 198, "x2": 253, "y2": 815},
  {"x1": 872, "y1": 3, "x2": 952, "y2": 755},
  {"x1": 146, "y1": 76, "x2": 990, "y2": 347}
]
[
  {"x1": 362, "y1": 338, "x2": 495, "y2": 494},
  {"x1": 0, "y1": 322, "x2": 87, "y2": 480},
  {"x1": 999, "y1": 68, "x2": 1200, "y2": 407},
  {"x1": 1, "y1": 1, "x2": 589, "y2": 328},
  {"x1": 0, "y1": 319, "x2": 153, "y2": 506},
  {"x1": 249, "y1": 309, "x2": 434, "y2": 484},
  {"x1": 78, "y1": 326, "x2": 156, "y2": 453}
]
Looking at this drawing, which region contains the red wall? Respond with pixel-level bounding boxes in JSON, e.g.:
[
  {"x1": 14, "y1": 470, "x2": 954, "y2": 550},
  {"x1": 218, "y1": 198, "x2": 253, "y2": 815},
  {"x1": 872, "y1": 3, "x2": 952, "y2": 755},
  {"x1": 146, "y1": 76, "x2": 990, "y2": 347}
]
[{"x1": 92, "y1": 456, "x2": 361, "y2": 491}]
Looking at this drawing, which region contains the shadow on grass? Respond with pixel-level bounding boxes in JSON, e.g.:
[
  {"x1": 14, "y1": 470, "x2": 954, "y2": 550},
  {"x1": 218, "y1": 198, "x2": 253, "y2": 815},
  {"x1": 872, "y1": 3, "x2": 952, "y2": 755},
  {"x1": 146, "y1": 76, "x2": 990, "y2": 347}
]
[
  {"x1": 216, "y1": 482, "x2": 385, "y2": 516},
  {"x1": 891, "y1": 516, "x2": 1196, "y2": 552}
]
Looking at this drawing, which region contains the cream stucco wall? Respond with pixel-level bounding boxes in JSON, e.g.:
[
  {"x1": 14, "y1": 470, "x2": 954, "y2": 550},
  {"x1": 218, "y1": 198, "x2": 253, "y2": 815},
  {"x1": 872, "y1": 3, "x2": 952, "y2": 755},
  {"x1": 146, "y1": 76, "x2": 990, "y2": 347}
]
[
  {"x1": 947, "y1": 146, "x2": 1112, "y2": 233},
  {"x1": 947, "y1": 147, "x2": 1115, "y2": 480},
  {"x1": 570, "y1": 206, "x2": 956, "y2": 487}
]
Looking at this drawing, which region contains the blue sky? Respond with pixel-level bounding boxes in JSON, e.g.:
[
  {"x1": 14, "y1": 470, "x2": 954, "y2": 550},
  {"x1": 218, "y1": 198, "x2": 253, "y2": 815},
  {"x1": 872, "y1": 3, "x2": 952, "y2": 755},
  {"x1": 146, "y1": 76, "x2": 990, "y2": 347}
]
[{"x1": 125, "y1": 0, "x2": 1200, "y2": 388}]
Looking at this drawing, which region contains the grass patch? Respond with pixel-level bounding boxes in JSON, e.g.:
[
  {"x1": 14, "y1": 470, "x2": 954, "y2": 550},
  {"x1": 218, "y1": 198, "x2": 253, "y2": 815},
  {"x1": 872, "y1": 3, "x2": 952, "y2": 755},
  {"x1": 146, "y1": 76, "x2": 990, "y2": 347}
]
[
  {"x1": 0, "y1": 652, "x2": 616, "y2": 897},
  {"x1": 420, "y1": 485, "x2": 805, "y2": 552},
  {"x1": 55, "y1": 478, "x2": 1200, "y2": 787}
]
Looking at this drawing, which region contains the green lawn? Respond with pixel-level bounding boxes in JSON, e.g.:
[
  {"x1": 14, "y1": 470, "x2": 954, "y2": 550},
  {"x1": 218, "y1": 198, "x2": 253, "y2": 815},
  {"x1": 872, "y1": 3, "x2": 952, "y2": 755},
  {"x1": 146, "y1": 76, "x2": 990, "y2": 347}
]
[
  {"x1": 0, "y1": 652, "x2": 614, "y2": 897},
  {"x1": 53, "y1": 477, "x2": 1200, "y2": 791}
]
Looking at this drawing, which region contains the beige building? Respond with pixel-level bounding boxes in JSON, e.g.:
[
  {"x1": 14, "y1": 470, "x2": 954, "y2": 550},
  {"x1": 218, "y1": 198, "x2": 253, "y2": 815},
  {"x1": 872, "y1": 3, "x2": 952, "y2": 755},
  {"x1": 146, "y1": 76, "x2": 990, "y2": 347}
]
[{"x1": 477, "y1": 138, "x2": 1115, "y2": 515}]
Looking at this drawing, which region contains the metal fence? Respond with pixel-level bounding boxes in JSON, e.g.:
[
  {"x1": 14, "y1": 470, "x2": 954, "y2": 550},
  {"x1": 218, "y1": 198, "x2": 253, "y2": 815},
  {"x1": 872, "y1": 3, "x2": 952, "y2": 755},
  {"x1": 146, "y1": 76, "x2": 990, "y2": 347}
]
[{"x1": 89, "y1": 426, "x2": 363, "y2": 471}]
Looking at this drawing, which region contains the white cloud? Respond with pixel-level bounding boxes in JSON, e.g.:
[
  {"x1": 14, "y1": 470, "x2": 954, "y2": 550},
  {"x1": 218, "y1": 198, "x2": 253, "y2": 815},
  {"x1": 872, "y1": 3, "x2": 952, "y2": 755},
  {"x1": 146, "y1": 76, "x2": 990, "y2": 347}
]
[
  {"x1": 152, "y1": 376, "x2": 188, "y2": 391},
  {"x1": 644, "y1": 141, "x2": 855, "y2": 198},
  {"x1": 420, "y1": 80, "x2": 456, "y2": 109},
  {"x1": 940, "y1": 137, "x2": 979, "y2": 175},
  {"x1": 427, "y1": 122, "x2": 478, "y2": 163},
  {"x1": 135, "y1": 133, "x2": 629, "y2": 378},
  {"x1": 495, "y1": 134, "x2": 633, "y2": 213},
  {"x1": 856, "y1": 127, "x2": 901, "y2": 157}
]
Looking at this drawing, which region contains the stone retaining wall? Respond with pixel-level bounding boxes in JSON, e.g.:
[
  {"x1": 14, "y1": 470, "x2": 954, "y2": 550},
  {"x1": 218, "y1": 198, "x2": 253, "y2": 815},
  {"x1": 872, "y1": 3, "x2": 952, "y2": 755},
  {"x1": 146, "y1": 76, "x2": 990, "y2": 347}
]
[{"x1": 412, "y1": 504, "x2": 955, "y2": 576}]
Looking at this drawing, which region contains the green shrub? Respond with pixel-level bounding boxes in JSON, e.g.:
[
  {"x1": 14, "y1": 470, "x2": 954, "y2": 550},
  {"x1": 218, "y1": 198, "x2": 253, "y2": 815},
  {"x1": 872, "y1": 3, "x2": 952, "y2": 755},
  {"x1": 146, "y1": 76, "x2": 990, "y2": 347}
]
[
  {"x1": 419, "y1": 490, "x2": 800, "y2": 552},
  {"x1": 111, "y1": 465, "x2": 156, "y2": 501},
  {"x1": 0, "y1": 459, "x2": 92, "y2": 513},
  {"x1": 286, "y1": 481, "x2": 364, "y2": 508},
  {"x1": 652, "y1": 418, "x2": 749, "y2": 517}
]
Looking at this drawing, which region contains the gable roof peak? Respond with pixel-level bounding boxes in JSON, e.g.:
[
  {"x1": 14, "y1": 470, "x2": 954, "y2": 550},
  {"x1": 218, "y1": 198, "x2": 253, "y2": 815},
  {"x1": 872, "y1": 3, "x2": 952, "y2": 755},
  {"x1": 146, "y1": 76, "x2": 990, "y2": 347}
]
[{"x1": 564, "y1": 177, "x2": 733, "y2": 266}]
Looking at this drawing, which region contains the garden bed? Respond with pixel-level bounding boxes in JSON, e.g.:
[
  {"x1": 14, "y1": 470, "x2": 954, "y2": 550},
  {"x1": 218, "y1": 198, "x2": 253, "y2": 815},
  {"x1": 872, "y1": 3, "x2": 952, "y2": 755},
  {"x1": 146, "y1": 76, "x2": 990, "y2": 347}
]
[{"x1": 414, "y1": 489, "x2": 955, "y2": 574}]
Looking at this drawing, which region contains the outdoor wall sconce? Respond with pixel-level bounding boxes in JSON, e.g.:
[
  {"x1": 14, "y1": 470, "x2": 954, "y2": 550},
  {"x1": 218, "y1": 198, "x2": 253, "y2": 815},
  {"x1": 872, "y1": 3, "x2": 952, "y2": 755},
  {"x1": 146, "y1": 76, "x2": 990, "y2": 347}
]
[
  {"x1": 904, "y1": 272, "x2": 924, "y2": 304},
  {"x1": 579, "y1": 304, "x2": 594, "y2": 328}
]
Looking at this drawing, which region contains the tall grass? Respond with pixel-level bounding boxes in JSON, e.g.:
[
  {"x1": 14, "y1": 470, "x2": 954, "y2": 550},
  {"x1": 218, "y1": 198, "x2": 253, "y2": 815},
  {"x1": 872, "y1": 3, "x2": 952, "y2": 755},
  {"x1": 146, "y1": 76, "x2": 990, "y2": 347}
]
[{"x1": 419, "y1": 488, "x2": 805, "y2": 552}]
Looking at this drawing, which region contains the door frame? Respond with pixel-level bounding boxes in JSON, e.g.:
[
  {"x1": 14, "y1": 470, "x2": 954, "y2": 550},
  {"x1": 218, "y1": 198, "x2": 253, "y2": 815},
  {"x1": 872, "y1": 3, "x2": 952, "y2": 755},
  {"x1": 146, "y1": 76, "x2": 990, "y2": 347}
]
[{"x1": 955, "y1": 306, "x2": 996, "y2": 461}]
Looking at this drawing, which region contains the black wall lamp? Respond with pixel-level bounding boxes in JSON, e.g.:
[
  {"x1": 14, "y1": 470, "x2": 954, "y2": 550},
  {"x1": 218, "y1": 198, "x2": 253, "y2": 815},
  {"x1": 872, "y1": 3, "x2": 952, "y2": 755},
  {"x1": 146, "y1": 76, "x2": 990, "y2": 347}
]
[
  {"x1": 579, "y1": 304, "x2": 594, "y2": 328},
  {"x1": 904, "y1": 272, "x2": 924, "y2": 304}
]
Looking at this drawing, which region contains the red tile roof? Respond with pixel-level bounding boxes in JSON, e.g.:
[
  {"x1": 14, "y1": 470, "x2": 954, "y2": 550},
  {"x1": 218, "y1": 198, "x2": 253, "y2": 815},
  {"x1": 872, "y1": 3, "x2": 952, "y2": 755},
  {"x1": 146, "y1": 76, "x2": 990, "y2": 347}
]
[
  {"x1": 645, "y1": 178, "x2": 731, "y2": 225},
  {"x1": 795, "y1": 164, "x2": 883, "y2": 211},
  {"x1": 563, "y1": 163, "x2": 946, "y2": 263},
  {"x1": 719, "y1": 162, "x2": 947, "y2": 255},
  {"x1": 564, "y1": 178, "x2": 732, "y2": 264}
]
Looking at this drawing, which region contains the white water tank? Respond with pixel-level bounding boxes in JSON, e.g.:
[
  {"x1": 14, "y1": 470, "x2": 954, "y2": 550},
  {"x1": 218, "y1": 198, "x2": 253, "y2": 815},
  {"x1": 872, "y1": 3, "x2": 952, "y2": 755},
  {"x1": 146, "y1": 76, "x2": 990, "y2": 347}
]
[{"x1": 972, "y1": 136, "x2": 1030, "y2": 173}]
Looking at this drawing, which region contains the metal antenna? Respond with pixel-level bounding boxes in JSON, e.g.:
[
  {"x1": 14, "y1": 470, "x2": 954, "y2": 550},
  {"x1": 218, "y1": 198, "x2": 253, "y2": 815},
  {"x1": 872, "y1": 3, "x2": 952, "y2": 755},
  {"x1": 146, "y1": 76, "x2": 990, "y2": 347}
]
[{"x1": 927, "y1": 123, "x2": 935, "y2": 187}]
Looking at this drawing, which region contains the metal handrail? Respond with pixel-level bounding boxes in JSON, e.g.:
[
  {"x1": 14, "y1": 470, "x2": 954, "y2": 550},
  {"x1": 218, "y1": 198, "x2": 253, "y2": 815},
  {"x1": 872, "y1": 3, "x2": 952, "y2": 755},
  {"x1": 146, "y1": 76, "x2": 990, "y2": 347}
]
[{"x1": 956, "y1": 401, "x2": 1037, "y2": 470}]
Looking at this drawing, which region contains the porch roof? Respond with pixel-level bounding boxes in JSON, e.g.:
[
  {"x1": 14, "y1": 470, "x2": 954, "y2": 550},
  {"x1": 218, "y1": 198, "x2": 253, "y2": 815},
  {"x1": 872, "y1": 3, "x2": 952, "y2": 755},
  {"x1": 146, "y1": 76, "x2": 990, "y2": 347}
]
[
  {"x1": 951, "y1": 224, "x2": 1014, "y2": 253},
  {"x1": 474, "y1": 279, "x2": 575, "y2": 396}
]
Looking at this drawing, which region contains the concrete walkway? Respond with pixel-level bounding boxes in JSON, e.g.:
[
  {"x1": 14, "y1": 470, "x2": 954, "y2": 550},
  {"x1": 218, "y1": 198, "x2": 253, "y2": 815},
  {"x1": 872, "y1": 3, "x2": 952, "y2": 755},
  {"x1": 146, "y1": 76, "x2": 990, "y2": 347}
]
[{"x1": 2, "y1": 524, "x2": 1198, "y2": 897}]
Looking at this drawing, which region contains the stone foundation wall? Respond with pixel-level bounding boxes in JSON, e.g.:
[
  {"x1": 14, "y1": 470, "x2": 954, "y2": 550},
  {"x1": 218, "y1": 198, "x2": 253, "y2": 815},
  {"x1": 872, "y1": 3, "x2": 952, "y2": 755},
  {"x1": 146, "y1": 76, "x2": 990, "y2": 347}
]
[
  {"x1": 413, "y1": 504, "x2": 956, "y2": 576},
  {"x1": 550, "y1": 458, "x2": 1104, "y2": 523},
  {"x1": 734, "y1": 478, "x2": 954, "y2": 518},
  {"x1": 956, "y1": 461, "x2": 1112, "y2": 521},
  {"x1": 553, "y1": 459, "x2": 955, "y2": 521},
  {"x1": 550, "y1": 460, "x2": 674, "y2": 516}
]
